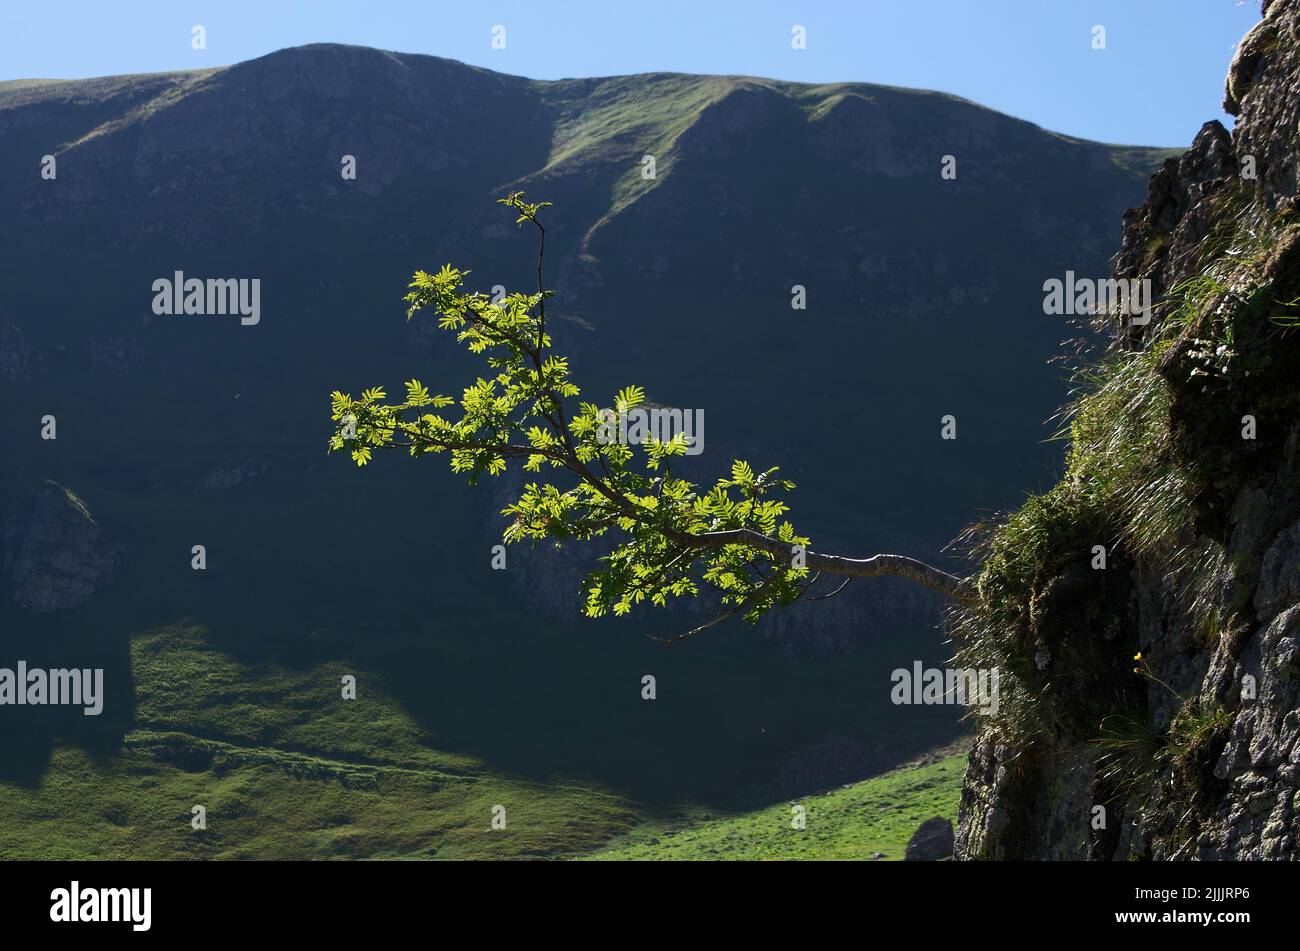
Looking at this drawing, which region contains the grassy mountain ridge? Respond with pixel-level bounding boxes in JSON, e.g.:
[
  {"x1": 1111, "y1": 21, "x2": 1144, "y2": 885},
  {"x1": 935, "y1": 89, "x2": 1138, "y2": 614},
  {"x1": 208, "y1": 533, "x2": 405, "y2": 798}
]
[{"x1": 1, "y1": 44, "x2": 1168, "y2": 858}]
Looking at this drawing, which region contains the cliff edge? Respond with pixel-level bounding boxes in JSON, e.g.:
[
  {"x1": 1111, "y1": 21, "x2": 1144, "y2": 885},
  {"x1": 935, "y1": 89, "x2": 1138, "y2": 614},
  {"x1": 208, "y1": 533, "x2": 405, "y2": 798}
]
[{"x1": 956, "y1": 0, "x2": 1300, "y2": 860}]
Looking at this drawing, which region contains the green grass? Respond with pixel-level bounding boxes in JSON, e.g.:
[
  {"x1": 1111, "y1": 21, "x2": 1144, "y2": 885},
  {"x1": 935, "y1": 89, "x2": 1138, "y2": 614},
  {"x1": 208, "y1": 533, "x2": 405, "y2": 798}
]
[
  {"x1": 0, "y1": 743, "x2": 641, "y2": 860},
  {"x1": 0, "y1": 620, "x2": 963, "y2": 860},
  {"x1": 0, "y1": 623, "x2": 641, "y2": 860},
  {"x1": 584, "y1": 753, "x2": 964, "y2": 861},
  {"x1": 949, "y1": 261, "x2": 1228, "y2": 750}
]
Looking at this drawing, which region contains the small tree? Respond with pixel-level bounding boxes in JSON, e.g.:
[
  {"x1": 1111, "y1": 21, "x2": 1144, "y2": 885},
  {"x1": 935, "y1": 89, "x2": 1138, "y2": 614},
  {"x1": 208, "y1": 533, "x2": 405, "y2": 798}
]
[{"x1": 329, "y1": 194, "x2": 970, "y2": 643}]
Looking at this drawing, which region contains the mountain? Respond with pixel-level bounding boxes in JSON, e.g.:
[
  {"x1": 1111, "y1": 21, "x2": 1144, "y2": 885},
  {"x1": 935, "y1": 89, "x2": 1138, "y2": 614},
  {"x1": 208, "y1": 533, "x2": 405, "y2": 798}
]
[
  {"x1": 955, "y1": 0, "x2": 1300, "y2": 860},
  {"x1": 0, "y1": 45, "x2": 1167, "y2": 857}
]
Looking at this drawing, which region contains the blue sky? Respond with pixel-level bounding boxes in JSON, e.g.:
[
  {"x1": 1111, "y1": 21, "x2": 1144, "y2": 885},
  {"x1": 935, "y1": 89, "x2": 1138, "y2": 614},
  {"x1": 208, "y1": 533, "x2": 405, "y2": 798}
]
[{"x1": 0, "y1": 1, "x2": 1259, "y2": 147}]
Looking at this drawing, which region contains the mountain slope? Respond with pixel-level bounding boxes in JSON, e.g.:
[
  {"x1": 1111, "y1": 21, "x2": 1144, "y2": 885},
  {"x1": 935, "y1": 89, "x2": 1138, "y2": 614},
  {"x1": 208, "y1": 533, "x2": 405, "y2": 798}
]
[
  {"x1": 1, "y1": 46, "x2": 1168, "y2": 857},
  {"x1": 587, "y1": 750, "x2": 964, "y2": 861}
]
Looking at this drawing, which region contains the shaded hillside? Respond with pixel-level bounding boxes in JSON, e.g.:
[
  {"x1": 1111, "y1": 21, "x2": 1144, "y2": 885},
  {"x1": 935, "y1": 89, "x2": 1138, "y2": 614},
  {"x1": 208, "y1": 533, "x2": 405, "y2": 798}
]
[{"x1": 0, "y1": 43, "x2": 1167, "y2": 638}]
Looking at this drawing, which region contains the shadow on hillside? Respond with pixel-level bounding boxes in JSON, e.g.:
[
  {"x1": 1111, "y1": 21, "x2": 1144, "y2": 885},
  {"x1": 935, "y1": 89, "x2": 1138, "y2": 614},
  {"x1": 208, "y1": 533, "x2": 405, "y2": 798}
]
[
  {"x1": 0, "y1": 606, "x2": 137, "y2": 787},
  {"x1": 1, "y1": 439, "x2": 962, "y2": 808}
]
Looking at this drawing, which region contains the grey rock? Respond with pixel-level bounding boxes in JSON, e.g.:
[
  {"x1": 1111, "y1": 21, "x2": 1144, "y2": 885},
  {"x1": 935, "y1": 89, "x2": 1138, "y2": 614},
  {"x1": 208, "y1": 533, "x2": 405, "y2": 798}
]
[
  {"x1": 905, "y1": 816, "x2": 954, "y2": 861},
  {"x1": 4, "y1": 480, "x2": 119, "y2": 612},
  {"x1": 957, "y1": 0, "x2": 1300, "y2": 862}
]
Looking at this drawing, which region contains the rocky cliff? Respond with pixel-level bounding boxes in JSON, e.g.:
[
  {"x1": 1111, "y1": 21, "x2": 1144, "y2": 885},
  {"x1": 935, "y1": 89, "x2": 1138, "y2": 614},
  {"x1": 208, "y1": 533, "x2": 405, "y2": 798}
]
[{"x1": 956, "y1": 0, "x2": 1300, "y2": 860}]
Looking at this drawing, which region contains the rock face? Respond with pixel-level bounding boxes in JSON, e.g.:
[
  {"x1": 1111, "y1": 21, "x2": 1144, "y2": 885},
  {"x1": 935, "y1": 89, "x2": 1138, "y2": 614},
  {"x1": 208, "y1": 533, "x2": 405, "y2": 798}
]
[
  {"x1": 905, "y1": 816, "x2": 955, "y2": 861},
  {"x1": 4, "y1": 480, "x2": 118, "y2": 612},
  {"x1": 957, "y1": 0, "x2": 1300, "y2": 860}
]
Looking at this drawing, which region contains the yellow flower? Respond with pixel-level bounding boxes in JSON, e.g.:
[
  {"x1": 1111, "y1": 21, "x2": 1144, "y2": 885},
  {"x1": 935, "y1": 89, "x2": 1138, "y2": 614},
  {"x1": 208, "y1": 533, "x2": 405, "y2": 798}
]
[{"x1": 1133, "y1": 652, "x2": 1143, "y2": 661}]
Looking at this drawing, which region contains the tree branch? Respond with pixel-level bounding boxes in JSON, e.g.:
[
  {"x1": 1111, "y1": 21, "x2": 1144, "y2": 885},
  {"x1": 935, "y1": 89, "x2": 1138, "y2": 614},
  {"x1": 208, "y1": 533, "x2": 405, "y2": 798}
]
[
  {"x1": 374, "y1": 194, "x2": 974, "y2": 619},
  {"x1": 645, "y1": 576, "x2": 779, "y2": 646},
  {"x1": 680, "y1": 528, "x2": 971, "y2": 604},
  {"x1": 395, "y1": 425, "x2": 972, "y2": 605},
  {"x1": 805, "y1": 575, "x2": 854, "y2": 602}
]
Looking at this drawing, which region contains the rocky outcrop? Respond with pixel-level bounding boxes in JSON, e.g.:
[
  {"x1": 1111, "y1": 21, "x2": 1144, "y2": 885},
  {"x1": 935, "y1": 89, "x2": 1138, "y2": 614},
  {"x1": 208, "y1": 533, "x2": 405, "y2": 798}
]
[
  {"x1": 957, "y1": 0, "x2": 1300, "y2": 860},
  {"x1": 1112, "y1": 121, "x2": 1236, "y2": 304},
  {"x1": 1224, "y1": 13, "x2": 1279, "y2": 116},
  {"x1": 4, "y1": 480, "x2": 119, "y2": 612},
  {"x1": 905, "y1": 816, "x2": 955, "y2": 861}
]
